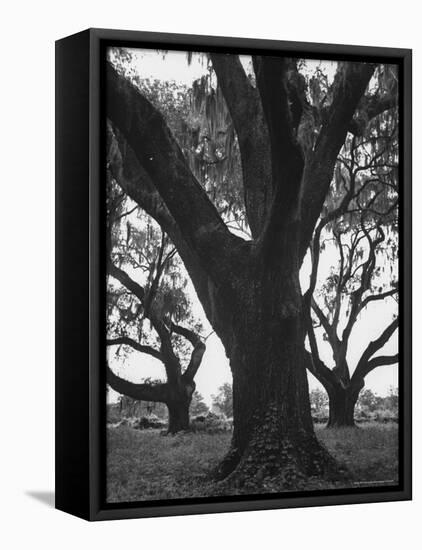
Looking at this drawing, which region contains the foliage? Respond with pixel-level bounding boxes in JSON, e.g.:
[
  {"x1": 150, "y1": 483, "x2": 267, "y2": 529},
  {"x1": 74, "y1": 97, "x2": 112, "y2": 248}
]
[
  {"x1": 107, "y1": 398, "x2": 168, "y2": 423},
  {"x1": 211, "y1": 382, "x2": 233, "y2": 417},
  {"x1": 107, "y1": 181, "x2": 204, "y2": 373},
  {"x1": 356, "y1": 386, "x2": 398, "y2": 422},
  {"x1": 191, "y1": 412, "x2": 232, "y2": 433},
  {"x1": 309, "y1": 387, "x2": 329, "y2": 414},
  {"x1": 109, "y1": 49, "x2": 248, "y2": 237},
  {"x1": 309, "y1": 388, "x2": 329, "y2": 423},
  {"x1": 385, "y1": 386, "x2": 399, "y2": 414},
  {"x1": 190, "y1": 391, "x2": 209, "y2": 416},
  {"x1": 357, "y1": 388, "x2": 382, "y2": 412}
]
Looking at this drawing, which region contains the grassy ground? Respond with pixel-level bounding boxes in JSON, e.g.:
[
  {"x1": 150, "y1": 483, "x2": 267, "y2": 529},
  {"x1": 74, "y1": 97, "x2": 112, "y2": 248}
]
[{"x1": 106, "y1": 423, "x2": 398, "y2": 503}]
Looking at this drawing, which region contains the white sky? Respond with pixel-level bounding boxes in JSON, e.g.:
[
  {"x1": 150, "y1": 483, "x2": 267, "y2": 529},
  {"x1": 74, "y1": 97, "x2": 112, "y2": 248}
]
[{"x1": 107, "y1": 48, "x2": 398, "y2": 406}]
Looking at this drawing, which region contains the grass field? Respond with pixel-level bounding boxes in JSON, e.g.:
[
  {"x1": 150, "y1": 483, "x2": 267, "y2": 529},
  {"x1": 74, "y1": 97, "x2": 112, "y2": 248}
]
[{"x1": 106, "y1": 423, "x2": 399, "y2": 503}]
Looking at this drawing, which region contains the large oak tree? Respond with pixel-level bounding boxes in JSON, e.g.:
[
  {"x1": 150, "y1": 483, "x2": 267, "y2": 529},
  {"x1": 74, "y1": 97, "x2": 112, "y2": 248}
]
[{"x1": 106, "y1": 52, "x2": 397, "y2": 486}]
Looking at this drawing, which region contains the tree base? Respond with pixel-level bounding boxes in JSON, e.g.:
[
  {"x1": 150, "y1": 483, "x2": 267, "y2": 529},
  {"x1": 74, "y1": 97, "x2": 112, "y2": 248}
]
[{"x1": 213, "y1": 422, "x2": 349, "y2": 492}]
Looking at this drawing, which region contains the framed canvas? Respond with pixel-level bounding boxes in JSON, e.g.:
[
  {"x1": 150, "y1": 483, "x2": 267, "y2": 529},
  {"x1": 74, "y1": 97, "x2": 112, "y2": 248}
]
[{"x1": 55, "y1": 28, "x2": 412, "y2": 521}]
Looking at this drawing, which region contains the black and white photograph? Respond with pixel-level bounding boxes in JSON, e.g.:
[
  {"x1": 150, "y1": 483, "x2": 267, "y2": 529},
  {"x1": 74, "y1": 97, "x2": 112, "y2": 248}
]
[
  {"x1": 2, "y1": 0, "x2": 421, "y2": 543},
  {"x1": 104, "y1": 44, "x2": 403, "y2": 503}
]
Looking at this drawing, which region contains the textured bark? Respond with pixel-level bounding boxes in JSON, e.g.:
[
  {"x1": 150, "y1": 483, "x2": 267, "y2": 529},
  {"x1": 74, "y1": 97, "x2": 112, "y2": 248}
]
[
  {"x1": 210, "y1": 54, "x2": 272, "y2": 238},
  {"x1": 167, "y1": 381, "x2": 195, "y2": 433},
  {"x1": 167, "y1": 403, "x2": 190, "y2": 433},
  {"x1": 326, "y1": 380, "x2": 364, "y2": 428},
  {"x1": 213, "y1": 246, "x2": 343, "y2": 486}
]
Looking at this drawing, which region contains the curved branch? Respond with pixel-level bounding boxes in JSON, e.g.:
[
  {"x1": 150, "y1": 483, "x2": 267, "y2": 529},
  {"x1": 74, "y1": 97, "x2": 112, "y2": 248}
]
[
  {"x1": 360, "y1": 288, "x2": 398, "y2": 312},
  {"x1": 170, "y1": 322, "x2": 201, "y2": 347},
  {"x1": 352, "y1": 317, "x2": 399, "y2": 382},
  {"x1": 183, "y1": 341, "x2": 206, "y2": 383},
  {"x1": 106, "y1": 63, "x2": 243, "y2": 285},
  {"x1": 305, "y1": 314, "x2": 336, "y2": 392},
  {"x1": 106, "y1": 337, "x2": 162, "y2": 361},
  {"x1": 107, "y1": 123, "x2": 214, "y2": 323},
  {"x1": 311, "y1": 298, "x2": 339, "y2": 350},
  {"x1": 106, "y1": 364, "x2": 168, "y2": 402},
  {"x1": 363, "y1": 353, "x2": 399, "y2": 375},
  {"x1": 169, "y1": 322, "x2": 206, "y2": 381},
  {"x1": 107, "y1": 124, "x2": 233, "y2": 345},
  {"x1": 341, "y1": 223, "x2": 385, "y2": 343},
  {"x1": 108, "y1": 262, "x2": 145, "y2": 304}
]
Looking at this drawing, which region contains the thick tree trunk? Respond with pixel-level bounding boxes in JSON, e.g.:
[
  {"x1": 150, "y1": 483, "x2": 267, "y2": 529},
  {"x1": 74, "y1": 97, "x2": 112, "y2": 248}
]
[
  {"x1": 167, "y1": 399, "x2": 191, "y2": 433},
  {"x1": 214, "y1": 258, "x2": 344, "y2": 489},
  {"x1": 166, "y1": 383, "x2": 194, "y2": 434},
  {"x1": 326, "y1": 380, "x2": 364, "y2": 428}
]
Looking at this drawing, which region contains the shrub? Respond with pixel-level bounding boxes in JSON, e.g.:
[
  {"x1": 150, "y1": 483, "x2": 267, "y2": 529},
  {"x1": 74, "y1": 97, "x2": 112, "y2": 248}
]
[{"x1": 191, "y1": 411, "x2": 232, "y2": 433}]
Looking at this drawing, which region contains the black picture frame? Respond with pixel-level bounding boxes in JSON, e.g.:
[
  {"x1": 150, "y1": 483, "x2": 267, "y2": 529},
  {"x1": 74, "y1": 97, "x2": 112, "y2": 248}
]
[{"x1": 55, "y1": 28, "x2": 412, "y2": 521}]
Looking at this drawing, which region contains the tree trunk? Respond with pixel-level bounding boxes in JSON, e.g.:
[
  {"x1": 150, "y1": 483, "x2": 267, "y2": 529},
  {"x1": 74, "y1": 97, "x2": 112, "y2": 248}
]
[
  {"x1": 326, "y1": 380, "x2": 364, "y2": 428},
  {"x1": 107, "y1": 364, "x2": 197, "y2": 434},
  {"x1": 167, "y1": 400, "x2": 191, "y2": 433},
  {"x1": 166, "y1": 381, "x2": 195, "y2": 434},
  {"x1": 214, "y1": 257, "x2": 344, "y2": 489}
]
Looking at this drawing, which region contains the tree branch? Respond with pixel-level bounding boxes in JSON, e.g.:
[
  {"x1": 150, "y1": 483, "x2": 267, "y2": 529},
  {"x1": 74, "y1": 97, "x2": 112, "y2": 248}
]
[
  {"x1": 360, "y1": 288, "x2": 398, "y2": 312},
  {"x1": 363, "y1": 353, "x2": 399, "y2": 375},
  {"x1": 169, "y1": 322, "x2": 206, "y2": 382},
  {"x1": 300, "y1": 62, "x2": 376, "y2": 258},
  {"x1": 183, "y1": 341, "x2": 206, "y2": 383},
  {"x1": 210, "y1": 54, "x2": 272, "y2": 238},
  {"x1": 170, "y1": 322, "x2": 201, "y2": 347},
  {"x1": 348, "y1": 93, "x2": 398, "y2": 136},
  {"x1": 352, "y1": 317, "x2": 399, "y2": 382},
  {"x1": 108, "y1": 261, "x2": 145, "y2": 304},
  {"x1": 305, "y1": 310, "x2": 336, "y2": 392},
  {"x1": 107, "y1": 261, "x2": 182, "y2": 381},
  {"x1": 106, "y1": 63, "x2": 244, "y2": 284},
  {"x1": 311, "y1": 298, "x2": 340, "y2": 350},
  {"x1": 107, "y1": 123, "x2": 214, "y2": 316},
  {"x1": 106, "y1": 364, "x2": 168, "y2": 402},
  {"x1": 341, "y1": 223, "x2": 385, "y2": 344},
  {"x1": 143, "y1": 230, "x2": 167, "y2": 318},
  {"x1": 253, "y1": 56, "x2": 304, "y2": 225},
  {"x1": 106, "y1": 336, "x2": 162, "y2": 361},
  {"x1": 107, "y1": 123, "x2": 236, "y2": 347}
]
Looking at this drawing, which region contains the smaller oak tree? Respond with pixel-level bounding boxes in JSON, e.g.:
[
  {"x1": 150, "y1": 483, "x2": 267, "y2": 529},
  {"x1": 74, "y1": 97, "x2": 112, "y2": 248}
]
[{"x1": 305, "y1": 108, "x2": 399, "y2": 427}]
